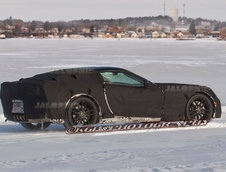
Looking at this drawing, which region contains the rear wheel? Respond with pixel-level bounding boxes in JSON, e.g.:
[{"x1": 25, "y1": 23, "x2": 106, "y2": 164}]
[
  {"x1": 64, "y1": 97, "x2": 99, "y2": 129},
  {"x1": 20, "y1": 122, "x2": 51, "y2": 130},
  {"x1": 186, "y1": 94, "x2": 213, "y2": 120}
]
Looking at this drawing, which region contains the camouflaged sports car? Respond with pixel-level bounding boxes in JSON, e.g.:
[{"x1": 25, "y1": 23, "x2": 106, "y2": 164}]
[{"x1": 0, "y1": 67, "x2": 221, "y2": 130}]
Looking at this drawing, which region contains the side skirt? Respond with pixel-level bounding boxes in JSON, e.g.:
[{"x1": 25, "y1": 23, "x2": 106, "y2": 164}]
[{"x1": 100, "y1": 116, "x2": 161, "y2": 124}]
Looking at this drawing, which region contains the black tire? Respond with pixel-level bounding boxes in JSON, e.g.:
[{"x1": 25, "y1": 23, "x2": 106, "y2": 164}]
[
  {"x1": 186, "y1": 94, "x2": 213, "y2": 120},
  {"x1": 64, "y1": 97, "x2": 99, "y2": 129},
  {"x1": 20, "y1": 122, "x2": 51, "y2": 130}
]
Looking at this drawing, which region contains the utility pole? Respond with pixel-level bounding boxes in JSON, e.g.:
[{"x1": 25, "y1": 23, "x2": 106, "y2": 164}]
[
  {"x1": 163, "y1": 0, "x2": 166, "y2": 16},
  {"x1": 183, "y1": 3, "x2": 186, "y2": 18}
]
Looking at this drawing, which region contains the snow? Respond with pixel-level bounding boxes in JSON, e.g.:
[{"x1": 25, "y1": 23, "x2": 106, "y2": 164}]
[
  {"x1": 0, "y1": 38, "x2": 226, "y2": 171},
  {"x1": 1, "y1": 115, "x2": 226, "y2": 172}
]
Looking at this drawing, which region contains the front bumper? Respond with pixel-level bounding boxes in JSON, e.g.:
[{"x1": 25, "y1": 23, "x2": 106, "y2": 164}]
[{"x1": 214, "y1": 96, "x2": 222, "y2": 118}]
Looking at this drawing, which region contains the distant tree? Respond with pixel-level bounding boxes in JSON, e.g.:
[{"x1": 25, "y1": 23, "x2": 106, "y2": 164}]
[
  {"x1": 7, "y1": 16, "x2": 13, "y2": 25},
  {"x1": 3, "y1": 16, "x2": 13, "y2": 25},
  {"x1": 189, "y1": 20, "x2": 196, "y2": 36},
  {"x1": 55, "y1": 21, "x2": 67, "y2": 32},
  {"x1": 126, "y1": 25, "x2": 136, "y2": 31},
  {"x1": 214, "y1": 23, "x2": 222, "y2": 31},
  {"x1": 90, "y1": 26, "x2": 95, "y2": 34},
  {"x1": 30, "y1": 21, "x2": 37, "y2": 31},
  {"x1": 219, "y1": 27, "x2": 226, "y2": 39},
  {"x1": 44, "y1": 21, "x2": 51, "y2": 31},
  {"x1": 8, "y1": 16, "x2": 13, "y2": 25},
  {"x1": 12, "y1": 19, "x2": 24, "y2": 26},
  {"x1": 222, "y1": 22, "x2": 226, "y2": 27},
  {"x1": 1, "y1": 15, "x2": 226, "y2": 38},
  {"x1": 12, "y1": 20, "x2": 24, "y2": 33},
  {"x1": 137, "y1": 28, "x2": 142, "y2": 32}
]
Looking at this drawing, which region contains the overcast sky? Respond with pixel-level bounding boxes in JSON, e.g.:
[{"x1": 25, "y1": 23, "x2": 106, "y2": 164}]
[{"x1": 0, "y1": 0, "x2": 225, "y2": 21}]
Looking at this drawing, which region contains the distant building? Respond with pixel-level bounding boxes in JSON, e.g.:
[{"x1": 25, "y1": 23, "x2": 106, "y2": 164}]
[
  {"x1": 63, "y1": 34, "x2": 68, "y2": 38},
  {"x1": 152, "y1": 31, "x2": 159, "y2": 38},
  {"x1": 65, "y1": 29, "x2": 73, "y2": 34},
  {"x1": 163, "y1": 26, "x2": 171, "y2": 33},
  {"x1": 175, "y1": 24, "x2": 189, "y2": 32},
  {"x1": 136, "y1": 27, "x2": 144, "y2": 38},
  {"x1": 201, "y1": 21, "x2": 211, "y2": 27},
  {"x1": 177, "y1": 32, "x2": 183, "y2": 38},
  {"x1": 48, "y1": 35, "x2": 55, "y2": 39},
  {"x1": 196, "y1": 29, "x2": 209, "y2": 38},
  {"x1": 98, "y1": 27, "x2": 108, "y2": 35},
  {"x1": 0, "y1": 34, "x2": 6, "y2": 39},
  {"x1": 35, "y1": 28, "x2": 45, "y2": 34},
  {"x1": 20, "y1": 27, "x2": 29, "y2": 34},
  {"x1": 210, "y1": 31, "x2": 220, "y2": 38},
  {"x1": 82, "y1": 28, "x2": 90, "y2": 34},
  {"x1": 196, "y1": 21, "x2": 214, "y2": 30},
  {"x1": 50, "y1": 28, "x2": 59, "y2": 35},
  {"x1": 177, "y1": 31, "x2": 193, "y2": 38},
  {"x1": 128, "y1": 31, "x2": 138, "y2": 38},
  {"x1": 170, "y1": 32, "x2": 178, "y2": 38},
  {"x1": 172, "y1": 8, "x2": 179, "y2": 22},
  {"x1": 0, "y1": 29, "x2": 5, "y2": 33},
  {"x1": 5, "y1": 25, "x2": 15, "y2": 30},
  {"x1": 161, "y1": 32, "x2": 167, "y2": 38}
]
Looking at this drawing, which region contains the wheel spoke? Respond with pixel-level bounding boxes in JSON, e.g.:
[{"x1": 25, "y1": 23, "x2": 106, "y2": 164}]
[
  {"x1": 196, "y1": 115, "x2": 202, "y2": 120},
  {"x1": 187, "y1": 95, "x2": 213, "y2": 120},
  {"x1": 192, "y1": 101, "x2": 197, "y2": 106},
  {"x1": 189, "y1": 109, "x2": 197, "y2": 114},
  {"x1": 67, "y1": 98, "x2": 98, "y2": 126}
]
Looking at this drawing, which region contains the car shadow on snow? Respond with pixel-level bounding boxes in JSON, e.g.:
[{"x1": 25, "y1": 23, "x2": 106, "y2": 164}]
[{"x1": 0, "y1": 123, "x2": 66, "y2": 133}]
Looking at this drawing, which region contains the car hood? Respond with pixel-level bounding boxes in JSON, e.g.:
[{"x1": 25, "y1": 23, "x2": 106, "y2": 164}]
[{"x1": 155, "y1": 83, "x2": 214, "y2": 95}]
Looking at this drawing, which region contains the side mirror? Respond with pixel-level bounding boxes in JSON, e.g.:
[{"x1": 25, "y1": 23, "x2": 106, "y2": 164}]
[{"x1": 144, "y1": 81, "x2": 151, "y2": 87}]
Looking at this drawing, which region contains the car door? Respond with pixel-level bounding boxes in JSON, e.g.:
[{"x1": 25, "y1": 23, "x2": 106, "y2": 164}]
[{"x1": 99, "y1": 70, "x2": 164, "y2": 118}]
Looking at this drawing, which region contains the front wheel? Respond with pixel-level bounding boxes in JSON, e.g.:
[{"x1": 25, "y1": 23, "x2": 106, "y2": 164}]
[
  {"x1": 20, "y1": 122, "x2": 51, "y2": 130},
  {"x1": 186, "y1": 94, "x2": 213, "y2": 120},
  {"x1": 64, "y1": 97, "x2": 99, "y2": 129}
]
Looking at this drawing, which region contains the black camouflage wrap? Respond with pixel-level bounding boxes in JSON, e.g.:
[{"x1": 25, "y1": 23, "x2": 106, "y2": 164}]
[{"x1": 0, "y1": 67, "x2": 222, "y2": 123}]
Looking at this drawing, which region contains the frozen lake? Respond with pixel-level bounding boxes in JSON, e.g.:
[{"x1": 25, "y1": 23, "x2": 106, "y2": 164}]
[
  {"x1": 0, "y1": 38, "x2": 226, "y2": 107},
  {"x1": 0, "y1": 39, "x2": 226, "y2": 172}
]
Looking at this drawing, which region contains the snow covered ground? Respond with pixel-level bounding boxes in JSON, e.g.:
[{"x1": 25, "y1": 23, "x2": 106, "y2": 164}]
[{"x1": 0, "y1": 38, "x2": 226, "y2": 172}]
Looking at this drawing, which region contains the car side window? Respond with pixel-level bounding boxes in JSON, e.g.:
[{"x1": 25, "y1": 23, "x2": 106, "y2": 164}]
[{"x1": 100, "y1": 71, "x2": 143, "y2": 86}]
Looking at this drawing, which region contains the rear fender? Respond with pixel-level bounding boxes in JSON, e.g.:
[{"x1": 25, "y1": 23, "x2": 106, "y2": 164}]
[{"x1": 64, "y1": 93, "x2": 102, "y2": 119}]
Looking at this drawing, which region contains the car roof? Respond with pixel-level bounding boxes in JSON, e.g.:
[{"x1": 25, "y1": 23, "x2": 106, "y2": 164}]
[
  {"x1": 31, "y1": 66, "x2": 126, "y2": 80},
  {"x1": 23, "y1": 66, "x2": 149, "y2": 83},
  {"x1": 79, "y1": 66, "x2": 124, "y2": 71},
  {"x1": 52, "y1": 66, "x2": 126, "y2": 74}
]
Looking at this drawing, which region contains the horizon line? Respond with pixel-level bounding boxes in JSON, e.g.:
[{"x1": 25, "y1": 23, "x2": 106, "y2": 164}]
[{"x1": 1, "y1": 15, "x2": 225, "y2": 23}]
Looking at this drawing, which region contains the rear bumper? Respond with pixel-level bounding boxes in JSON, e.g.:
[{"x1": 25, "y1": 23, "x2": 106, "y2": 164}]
[{"x1": 1, "y1": 81, "x2": 48, "y2": 122}]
